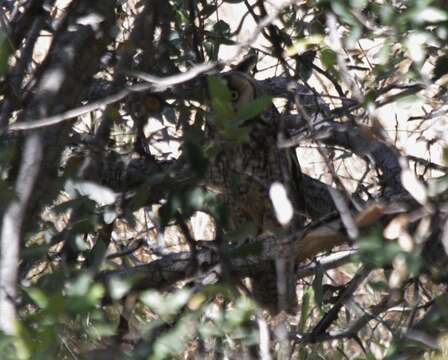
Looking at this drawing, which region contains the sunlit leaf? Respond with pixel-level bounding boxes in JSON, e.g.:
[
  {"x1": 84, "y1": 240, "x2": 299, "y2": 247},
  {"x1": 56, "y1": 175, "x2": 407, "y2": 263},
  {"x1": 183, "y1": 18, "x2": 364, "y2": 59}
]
[
  {"x1": 152, "y1": 314, "x2": 195, "y2": 359},
  {"x1": 269, "y1": 182, "x2": 293, "y2": 226},
  {"x1": 140, "y1": 289, "x2": 192, "y2": 318},
  {"x1": 285, "y1": 34, "x2": 324, "y2": 57},
  {"x1": 65, "y1": 179, "x2": 118, "y2": 206},
  {"x1": 65, "y1": 273, "x2": 93, "y2": 297},
  {"x1": 405, "y1": 32, "x2": 430, "y2": 64},
  {"x1": 401, "y1": 165, "x2": 427, "y2": 205},
  {"x1": 108, "y1": 276, "x2": 132, "y2": 300},
  {"x1": 226, "y1": 297, "x2": 256, "y2": 327},
  {"x1": 411, "y1": 6, "x2": 447, "y2": 24}
]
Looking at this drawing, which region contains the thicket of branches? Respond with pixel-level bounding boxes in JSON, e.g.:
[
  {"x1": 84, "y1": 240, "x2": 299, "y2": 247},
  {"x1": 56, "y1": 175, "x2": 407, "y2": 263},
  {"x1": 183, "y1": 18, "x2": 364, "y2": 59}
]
[{"x1": 1, "y1": 0, "x2": 448, "y2": 359}]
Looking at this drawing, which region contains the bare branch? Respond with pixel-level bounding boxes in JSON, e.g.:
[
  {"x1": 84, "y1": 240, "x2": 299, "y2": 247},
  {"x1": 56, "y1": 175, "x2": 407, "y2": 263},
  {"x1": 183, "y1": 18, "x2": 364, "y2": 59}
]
[{"x1": 0, "y1": 133, "x2": 43, "y2": 334}]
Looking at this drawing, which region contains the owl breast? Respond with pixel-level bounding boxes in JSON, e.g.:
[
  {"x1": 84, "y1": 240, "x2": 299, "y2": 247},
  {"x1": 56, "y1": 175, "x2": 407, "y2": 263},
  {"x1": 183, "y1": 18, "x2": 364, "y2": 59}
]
[{"x1": 205, "y1": 122, "x2": 282, "y2": 233}]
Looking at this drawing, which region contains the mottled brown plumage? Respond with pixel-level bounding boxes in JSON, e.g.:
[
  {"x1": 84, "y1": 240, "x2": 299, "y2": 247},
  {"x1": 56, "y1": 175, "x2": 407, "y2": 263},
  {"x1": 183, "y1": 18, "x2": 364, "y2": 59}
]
[{"x1": 205, "y1": 70, "x2": 305, "y2": 313}]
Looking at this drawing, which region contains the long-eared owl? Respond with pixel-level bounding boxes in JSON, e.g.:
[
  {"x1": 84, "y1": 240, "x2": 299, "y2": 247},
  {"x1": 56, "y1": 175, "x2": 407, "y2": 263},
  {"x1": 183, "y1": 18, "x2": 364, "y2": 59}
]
[{"x1": 205, "y1": 61, "x2": 305, "y2": 313}]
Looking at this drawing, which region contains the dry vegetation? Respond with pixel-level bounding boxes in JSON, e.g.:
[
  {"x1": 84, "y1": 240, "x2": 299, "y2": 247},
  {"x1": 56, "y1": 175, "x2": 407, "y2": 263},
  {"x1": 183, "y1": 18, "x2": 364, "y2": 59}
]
[{"x1": 1, "y1": 0, "x2": 448, "y2": 359}]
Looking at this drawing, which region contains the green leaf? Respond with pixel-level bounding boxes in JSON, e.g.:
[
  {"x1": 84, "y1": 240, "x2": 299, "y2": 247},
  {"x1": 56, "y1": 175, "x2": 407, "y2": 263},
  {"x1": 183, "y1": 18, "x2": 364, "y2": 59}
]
[
  {"x1": 108, "y1": 276, "x2": 132, "y2": 300},
  {"x1": 0, "y1": 334, "x2": 17, "y2": 360},
  {"x1": 356, "y1": 226, "x2": 401, "y2": 267},
  {"x1": 152, "y1": 314, "x2": 195, "y2": 359},
  {"x1": 204, "y1": 195, "x2": 228, "y2": 227},
  {"x1": 297, "y1": 50, "x2": 317, "y2": 81},
  {"x1": 320, "y1": 48, "x2": 336, "y2": 70},
  {"x1": 26, "y1": 288, "x2": 49, "y2": 309},
  {"x1": 102, "y1": 206, "x2": 118, "y2": 224},
  {"x1": 226, "y1": 297, "x2": 257, "y2": 327},
  {"x1": 87, "y1": 239, "x2": 108, "y2": 268},
  {"x1": 410, "y1": 6, "x2": 447, "y2": 24},
  {"x1": 65, "y1": 179, "x2": 118, "y2": 206},
  {"x1": 368, "y1": 280, "x2": 389, "y2": 292},
  {"x1": 213, "y1": 20, "x2": 231, "y2": 36},
  {"x1": 380, "y1": 4, "x2": 395, "y2": 25},
  {"x1": 185, "y1": 186, "x2": 208, "y2": 209},
  {"x1": 207, "y1": 75, "x2": 234, "y2": 119},
  {"x1": 52, "y1": 197, "x2": 96, "y2": 214},
  {"x1": 175, "y1": 9, "x2": 188, "y2": 24},
  {"x1": 32, "y1": 270, "x2": 66, "y2": 295},
  {"x1": 207, "y1": 76, "x2": 271, "y2": 144},
  {"x1": 65, "y1": 273, "x2": 93, "y2": 297},
  {"x1": 159, "y1": 186, "x2": 218, "y2": 227},
  {"x1": 235, "y1": 96, "x2": 273, "y2": 125},
  {"x1": 183, "y1": 140, "x2": 208, "y2": 177},
  {"x1": 350, "y1": 0, "x2": 367, "y2": 10},
  {"x1": 140, "y1": 289, "x2": 192, "y2": 319},
  {"x1": 332, "y1": 1, "x2": 357, "y2": 26},
  {"x1": 298, "y1": 287, "x2": 313, "y2": 332},
  {"x1": 286, "y1": 35, "x2": 324, "y2": 57},
  {"x1": 427, "y1": 174, "x2": 448, "y2": 196},
  {"x1": 405, "y1": 32, "x2": 429, "y2": 64}
]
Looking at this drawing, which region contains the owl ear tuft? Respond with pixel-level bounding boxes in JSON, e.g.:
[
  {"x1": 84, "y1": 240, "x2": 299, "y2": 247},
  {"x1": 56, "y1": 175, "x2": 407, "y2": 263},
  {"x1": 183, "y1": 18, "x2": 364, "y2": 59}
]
[{"x1": 232, "y1": 50, "x2": 258, "y2": 74}]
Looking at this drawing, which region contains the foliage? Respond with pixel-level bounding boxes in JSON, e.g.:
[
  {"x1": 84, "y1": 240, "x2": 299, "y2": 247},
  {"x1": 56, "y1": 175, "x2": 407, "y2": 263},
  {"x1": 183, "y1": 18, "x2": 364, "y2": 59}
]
[{"x1": 0, "y1": 0, "x2": 448, "y2": 359}]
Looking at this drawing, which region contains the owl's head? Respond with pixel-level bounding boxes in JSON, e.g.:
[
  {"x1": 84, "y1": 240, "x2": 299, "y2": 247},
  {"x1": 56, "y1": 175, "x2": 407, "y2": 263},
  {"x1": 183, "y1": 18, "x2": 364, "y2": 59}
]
[
  {"x1": 221, "y1": 51, "x2": 258, "y2": 111},
  {"x1": 207, "y1": 51, "x2": 274, "y2": 133},
  {"x1": 221, "y1": 71, "x2": 257, "y2": 111}
]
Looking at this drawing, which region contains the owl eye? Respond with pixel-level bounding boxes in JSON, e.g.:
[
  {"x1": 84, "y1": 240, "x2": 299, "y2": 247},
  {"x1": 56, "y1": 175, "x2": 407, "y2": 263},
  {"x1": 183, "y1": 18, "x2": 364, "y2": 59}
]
[{"x1": 230, "y1": 90, "x2": 240, "y2": 101}]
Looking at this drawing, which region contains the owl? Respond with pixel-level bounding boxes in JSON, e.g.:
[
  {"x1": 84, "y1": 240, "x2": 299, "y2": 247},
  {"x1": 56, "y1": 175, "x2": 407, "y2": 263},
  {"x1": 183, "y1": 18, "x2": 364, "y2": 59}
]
[{"x1": 204, "y1": 62, "x2": 306, "y2": 313}]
